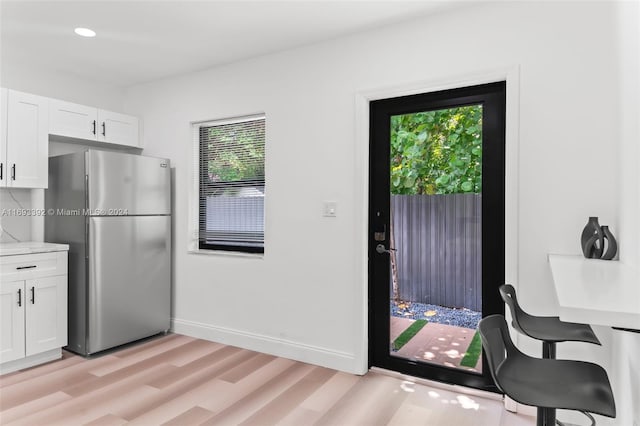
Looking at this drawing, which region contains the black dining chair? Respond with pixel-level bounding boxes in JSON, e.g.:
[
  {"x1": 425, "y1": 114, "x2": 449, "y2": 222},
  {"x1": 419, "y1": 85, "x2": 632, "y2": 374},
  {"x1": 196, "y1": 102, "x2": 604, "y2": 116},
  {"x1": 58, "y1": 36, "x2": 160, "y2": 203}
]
[
  {"x1": 478, "y1": 314, "x2": 616, "y2": 426},
  {"x1": 499, "y1": 284, "x2": 600, "y2": 359}
]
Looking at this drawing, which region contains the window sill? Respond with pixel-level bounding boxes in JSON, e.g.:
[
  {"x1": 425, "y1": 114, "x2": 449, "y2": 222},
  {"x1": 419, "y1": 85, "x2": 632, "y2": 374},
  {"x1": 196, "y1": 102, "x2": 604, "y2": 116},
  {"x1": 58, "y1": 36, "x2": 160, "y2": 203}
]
[{"x1": 187, "y1": 248, "x2": 264, "y2": 260}]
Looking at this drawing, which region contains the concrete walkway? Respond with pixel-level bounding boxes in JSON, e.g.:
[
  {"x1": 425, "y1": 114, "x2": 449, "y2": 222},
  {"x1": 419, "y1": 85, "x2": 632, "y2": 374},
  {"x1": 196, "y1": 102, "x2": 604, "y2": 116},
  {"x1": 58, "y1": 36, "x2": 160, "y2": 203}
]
[{"x1": 390, "y1": 316, "x2": 482, "y2": 373}]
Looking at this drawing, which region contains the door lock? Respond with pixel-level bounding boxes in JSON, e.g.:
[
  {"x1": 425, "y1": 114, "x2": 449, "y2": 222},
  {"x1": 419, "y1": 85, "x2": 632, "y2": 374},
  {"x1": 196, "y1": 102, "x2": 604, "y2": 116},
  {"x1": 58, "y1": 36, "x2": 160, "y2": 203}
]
[{"x1": 376, "y1": 244, "x2": 391, "y2": 254}]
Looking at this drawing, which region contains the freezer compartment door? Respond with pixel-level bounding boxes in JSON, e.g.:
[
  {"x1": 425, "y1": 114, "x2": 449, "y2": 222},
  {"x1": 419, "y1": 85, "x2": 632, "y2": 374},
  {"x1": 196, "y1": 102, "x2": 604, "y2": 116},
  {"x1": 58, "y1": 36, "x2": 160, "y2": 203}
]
[
  {"x1": 87, "y1": 150, "x2": 171, "y2": 215},
  {"x1": 87, "y1": 215, "x2": 171, "y2": 354}
]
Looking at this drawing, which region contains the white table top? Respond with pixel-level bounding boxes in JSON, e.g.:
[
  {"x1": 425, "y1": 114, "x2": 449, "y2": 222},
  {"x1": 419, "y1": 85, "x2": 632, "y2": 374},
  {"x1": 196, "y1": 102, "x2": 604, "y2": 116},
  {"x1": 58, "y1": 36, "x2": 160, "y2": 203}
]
[
  {"x1": 548, "y1": 254, "x2": 640, "y2": 330},
  {"x1": 0, "y1": 242, "x2": 69, "y2": 256}
]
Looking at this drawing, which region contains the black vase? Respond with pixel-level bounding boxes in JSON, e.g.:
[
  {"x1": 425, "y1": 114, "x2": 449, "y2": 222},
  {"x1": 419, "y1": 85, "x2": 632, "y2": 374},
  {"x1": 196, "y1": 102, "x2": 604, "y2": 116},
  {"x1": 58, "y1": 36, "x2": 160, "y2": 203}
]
[
  {"x1": 581, "y1": 216, "x2": 603, "y2": 259},
  {"x1": 601, "y1": 225, "x2": 618, "y2": 260}
]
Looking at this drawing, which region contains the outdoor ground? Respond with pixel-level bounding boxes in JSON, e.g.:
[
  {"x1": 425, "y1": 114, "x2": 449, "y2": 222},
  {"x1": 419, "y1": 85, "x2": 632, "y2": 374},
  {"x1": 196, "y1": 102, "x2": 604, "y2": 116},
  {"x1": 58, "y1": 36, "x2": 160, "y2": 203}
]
[{"x1": 390, "y1": 301, "x2": 482, "y2": 372}]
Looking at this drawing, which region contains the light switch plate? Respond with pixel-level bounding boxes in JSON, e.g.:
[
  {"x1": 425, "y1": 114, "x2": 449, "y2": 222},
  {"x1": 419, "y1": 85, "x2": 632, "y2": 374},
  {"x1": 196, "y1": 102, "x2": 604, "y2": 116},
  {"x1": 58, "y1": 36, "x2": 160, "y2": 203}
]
[{"x1": 323, "y1": 201, "x2": 337, "y2": 217}]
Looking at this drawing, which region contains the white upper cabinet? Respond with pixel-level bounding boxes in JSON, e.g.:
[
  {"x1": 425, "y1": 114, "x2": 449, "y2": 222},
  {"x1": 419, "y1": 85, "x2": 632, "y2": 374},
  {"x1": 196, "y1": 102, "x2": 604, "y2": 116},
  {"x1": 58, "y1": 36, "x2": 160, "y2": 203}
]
[
  {"x1": 49, "y1": 99, "x2": 97, "y2": 141},
  {"x1": 0, "y1": 88, "x2": 142, "y2": 189},
  {"x1": 49, "y1": 99, "x2": 140, "y2": 148},
  {"x1": 1, "y1": 90, "x2": 49, "y2": 189},
  {"x1": 97, "y1": 109, "x2": 139, "y2": 147},
  {"x1": 1, "y1": 88, "x2": 7, "y2": 185}
]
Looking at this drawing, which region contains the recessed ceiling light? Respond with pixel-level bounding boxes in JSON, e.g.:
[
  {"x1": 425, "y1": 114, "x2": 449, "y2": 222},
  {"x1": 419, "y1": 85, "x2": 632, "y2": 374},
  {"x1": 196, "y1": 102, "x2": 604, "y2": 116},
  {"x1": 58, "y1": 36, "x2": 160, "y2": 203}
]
[{"x1": 74, "y1": 27, "x2": 96, "y2": 38}]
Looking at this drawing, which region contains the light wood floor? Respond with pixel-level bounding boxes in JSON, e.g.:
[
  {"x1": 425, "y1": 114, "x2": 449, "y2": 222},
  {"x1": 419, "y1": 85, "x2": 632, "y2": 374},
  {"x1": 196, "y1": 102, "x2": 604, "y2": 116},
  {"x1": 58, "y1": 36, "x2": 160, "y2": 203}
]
[{"x1": 0, "y1": 334, "x2": 534, "y2": 426}]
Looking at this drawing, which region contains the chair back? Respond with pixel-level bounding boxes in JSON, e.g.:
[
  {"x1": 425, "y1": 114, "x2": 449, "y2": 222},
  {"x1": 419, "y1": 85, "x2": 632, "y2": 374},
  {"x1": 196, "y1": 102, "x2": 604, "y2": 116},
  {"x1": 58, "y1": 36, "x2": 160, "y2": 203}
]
[
  {"x1": 499, "y1": 284, "x2": 530, "y2": 335},
  {"x1": 477, "y1": 314, "x2": 520, "y2": 393}
]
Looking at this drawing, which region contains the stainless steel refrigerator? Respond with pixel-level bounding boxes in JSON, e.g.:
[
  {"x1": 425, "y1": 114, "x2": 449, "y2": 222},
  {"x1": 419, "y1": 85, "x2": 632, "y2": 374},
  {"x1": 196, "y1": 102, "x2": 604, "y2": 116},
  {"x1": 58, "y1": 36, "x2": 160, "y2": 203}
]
[{"x1": 45, "y1": 150, "x2": 171, "y2": 356}]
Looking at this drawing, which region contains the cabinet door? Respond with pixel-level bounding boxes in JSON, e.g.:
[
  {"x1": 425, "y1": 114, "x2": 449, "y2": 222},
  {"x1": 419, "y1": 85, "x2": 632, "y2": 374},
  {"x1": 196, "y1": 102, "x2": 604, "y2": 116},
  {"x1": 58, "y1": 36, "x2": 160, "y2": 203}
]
[
  {"x1": 0, "y1": 281, "x2": 25, "y2": 363},
  {"x1": 49, "y1": 99, "x2": 98, "y2": 141},
  {"x1": 6, "y1": 90, "x2": 49, "y2": 188},
  {"x1": 25, "y1": 276, "x2": 67, "y2": 356},
  {"x1": 98, "y1": 109, "x2": 140, "y2": 147},
  {"x1": 0, "y1": 88, "x2": 7, "y2": 186}
]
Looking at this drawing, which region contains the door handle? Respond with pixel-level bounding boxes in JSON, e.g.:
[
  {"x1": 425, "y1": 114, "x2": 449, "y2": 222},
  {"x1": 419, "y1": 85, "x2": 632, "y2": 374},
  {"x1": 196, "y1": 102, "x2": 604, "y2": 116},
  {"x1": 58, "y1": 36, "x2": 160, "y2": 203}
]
[
  {"x1": 30, "y1": 286, "x2": 35, "y2": 304},
  {"x1": 17, "y1": 288, "x2": 22, "y2": 307},
  {"x1": 376, "y1": 244, "x2": 396, "y2": 254}
]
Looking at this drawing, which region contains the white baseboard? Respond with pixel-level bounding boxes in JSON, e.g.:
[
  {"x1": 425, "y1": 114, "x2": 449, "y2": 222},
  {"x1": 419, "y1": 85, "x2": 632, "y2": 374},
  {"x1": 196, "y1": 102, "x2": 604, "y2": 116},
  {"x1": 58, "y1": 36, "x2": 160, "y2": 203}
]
[
  {"x1": 0, "y1": 348, "x2": 62, "y2": 375},
  {"x1": 171, "y1": 318, "x2": 359, "y2": 374}
]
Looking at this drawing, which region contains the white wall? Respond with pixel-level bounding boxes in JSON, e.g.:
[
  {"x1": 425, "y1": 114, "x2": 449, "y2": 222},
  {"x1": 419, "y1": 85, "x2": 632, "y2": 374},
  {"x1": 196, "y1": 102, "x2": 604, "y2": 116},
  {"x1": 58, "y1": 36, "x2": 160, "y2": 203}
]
[
  {"x1": 1, "y1": 66, "x2": 125, "y2": 111},
  {"x1": 125, "y1": 0, "x2": 627, "y2": 412},
  {"x1": 611, "y1": 2, "x2": 640, "y2": 426}
]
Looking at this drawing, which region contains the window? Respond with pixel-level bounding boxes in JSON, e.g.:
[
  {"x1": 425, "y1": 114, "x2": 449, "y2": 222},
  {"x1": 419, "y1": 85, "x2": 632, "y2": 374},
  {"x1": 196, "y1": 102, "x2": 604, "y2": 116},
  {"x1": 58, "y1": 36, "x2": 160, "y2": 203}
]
[{"x1": 197, "y1": 114, "x2": 265, "y2": 253}]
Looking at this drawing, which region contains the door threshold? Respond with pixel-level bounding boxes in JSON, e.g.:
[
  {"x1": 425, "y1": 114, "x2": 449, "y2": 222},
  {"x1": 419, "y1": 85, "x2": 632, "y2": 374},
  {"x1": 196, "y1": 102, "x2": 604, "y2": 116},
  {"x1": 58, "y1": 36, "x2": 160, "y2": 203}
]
[{"x1": 369, "y1": 366, "x2": 503, "y2": 402}]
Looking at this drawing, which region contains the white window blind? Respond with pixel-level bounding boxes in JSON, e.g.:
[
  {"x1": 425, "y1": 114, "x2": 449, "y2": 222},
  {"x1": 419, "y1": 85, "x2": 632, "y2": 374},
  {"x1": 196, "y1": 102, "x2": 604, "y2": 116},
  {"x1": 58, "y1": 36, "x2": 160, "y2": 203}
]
[{"x1": 199, "y1": 115, "x2": 265, "y2": 253}]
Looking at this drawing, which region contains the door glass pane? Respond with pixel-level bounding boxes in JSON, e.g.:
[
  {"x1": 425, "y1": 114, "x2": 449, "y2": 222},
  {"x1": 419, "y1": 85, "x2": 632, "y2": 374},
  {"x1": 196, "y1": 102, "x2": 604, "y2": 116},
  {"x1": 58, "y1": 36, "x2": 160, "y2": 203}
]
[{"x1": 389, "y1": 105, "x2": 483, "y2": 374}]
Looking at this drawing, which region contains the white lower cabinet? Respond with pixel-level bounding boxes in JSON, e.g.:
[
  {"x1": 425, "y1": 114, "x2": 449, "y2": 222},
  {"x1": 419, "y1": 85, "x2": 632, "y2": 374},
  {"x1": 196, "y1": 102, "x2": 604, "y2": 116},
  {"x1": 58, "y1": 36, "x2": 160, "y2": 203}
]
[
  {"x1": 0, "y1": 250, "x2": 68, "y2": 374},
  {"x1": 0, "y1": 281, "x2": 25, "y2": 362}
]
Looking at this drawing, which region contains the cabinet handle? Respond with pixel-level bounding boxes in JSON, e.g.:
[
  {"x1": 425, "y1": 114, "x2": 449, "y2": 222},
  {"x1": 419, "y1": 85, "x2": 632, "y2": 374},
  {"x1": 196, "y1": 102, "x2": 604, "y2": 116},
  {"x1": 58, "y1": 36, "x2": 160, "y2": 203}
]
[
  {"x1": 17, "y1": 288, "x2": 22, "y2": 307},
  {"x1": 0, "y1": 163, "x2": 3, "y2": 180},
  {"x1": 30, "y1": 286, "x2": 35, "y2": 304},
  {"x1": 16, "y1": 265, "x2": 37, "y2": 270},
  {"x1": 102, "y1": 122, "x2": 106, "y2": 137},
  {"x1": 92, "y1": 120, "x2": 97, "y2": 135},
  {"x1": 11, "y1": 164, "x2": 15, "y2": 180}
]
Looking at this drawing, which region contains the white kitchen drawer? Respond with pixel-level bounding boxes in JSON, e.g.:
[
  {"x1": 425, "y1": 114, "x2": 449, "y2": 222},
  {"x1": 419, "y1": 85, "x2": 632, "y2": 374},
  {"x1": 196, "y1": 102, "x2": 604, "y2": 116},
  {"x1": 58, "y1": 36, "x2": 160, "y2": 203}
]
[{"x1": 0, "y1": 251, "x2": 67, "y2": 281}]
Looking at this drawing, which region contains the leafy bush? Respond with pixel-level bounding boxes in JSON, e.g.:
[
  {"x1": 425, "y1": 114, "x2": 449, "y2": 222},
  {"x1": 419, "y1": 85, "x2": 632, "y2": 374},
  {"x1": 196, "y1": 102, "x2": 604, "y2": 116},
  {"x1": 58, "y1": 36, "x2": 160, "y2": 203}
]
[{"x1": 390, "y1": 105, "x2": 482, "y2": 195}]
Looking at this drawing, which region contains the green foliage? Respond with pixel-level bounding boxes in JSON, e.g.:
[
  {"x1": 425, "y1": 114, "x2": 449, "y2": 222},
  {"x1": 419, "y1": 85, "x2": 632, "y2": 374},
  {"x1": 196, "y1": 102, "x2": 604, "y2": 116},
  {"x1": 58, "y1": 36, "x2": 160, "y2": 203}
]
[
  {"x1": 390, "y1": 105, "x2": 482, "y2": 195},
  {"x1": 206, "y1": 123, "x2": 265, "y2": 183}
]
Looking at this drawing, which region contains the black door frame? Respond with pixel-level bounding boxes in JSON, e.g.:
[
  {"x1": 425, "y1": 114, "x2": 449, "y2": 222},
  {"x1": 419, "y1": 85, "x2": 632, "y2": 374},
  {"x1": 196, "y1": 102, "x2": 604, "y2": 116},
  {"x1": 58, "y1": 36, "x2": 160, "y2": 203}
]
[{"x1": 368, "y1": 81, "x2": 506, "y2": 392}]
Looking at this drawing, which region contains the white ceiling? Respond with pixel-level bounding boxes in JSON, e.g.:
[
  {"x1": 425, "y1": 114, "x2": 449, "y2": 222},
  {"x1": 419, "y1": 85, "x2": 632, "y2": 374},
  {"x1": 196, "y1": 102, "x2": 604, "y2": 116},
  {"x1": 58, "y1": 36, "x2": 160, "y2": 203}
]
[{"x1": 1, "y1": 1, "x2": 460, "y2": 88}]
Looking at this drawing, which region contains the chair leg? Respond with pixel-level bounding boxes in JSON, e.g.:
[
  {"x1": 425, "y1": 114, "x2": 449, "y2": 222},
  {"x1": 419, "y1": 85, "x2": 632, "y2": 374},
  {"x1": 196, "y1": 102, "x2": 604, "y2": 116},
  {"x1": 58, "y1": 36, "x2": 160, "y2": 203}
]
[
  {"x1": 540, "y1": 342, "x2": 557, "y2": 425},
  {"x1": 537, "y1": 407, "x2": 556, "y2": 426},
  {"x1": 536, "y1": 407, "x2": 545, "y2": 426}
]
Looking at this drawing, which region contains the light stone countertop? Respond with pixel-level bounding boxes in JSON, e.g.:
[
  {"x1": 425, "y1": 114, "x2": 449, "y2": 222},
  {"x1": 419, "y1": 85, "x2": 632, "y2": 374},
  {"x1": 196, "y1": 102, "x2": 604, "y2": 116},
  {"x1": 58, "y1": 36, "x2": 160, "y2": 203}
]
[{"x1": 0, "y1": 242, "x2": 70, "y2": 256}]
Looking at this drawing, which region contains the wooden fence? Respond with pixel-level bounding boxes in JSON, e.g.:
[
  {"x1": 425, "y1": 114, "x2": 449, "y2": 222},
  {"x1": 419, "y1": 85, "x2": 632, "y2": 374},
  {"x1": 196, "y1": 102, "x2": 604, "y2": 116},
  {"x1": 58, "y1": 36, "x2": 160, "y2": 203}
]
[{"x1": 391, "y1": 194, "x2": 482, "y2": 311}]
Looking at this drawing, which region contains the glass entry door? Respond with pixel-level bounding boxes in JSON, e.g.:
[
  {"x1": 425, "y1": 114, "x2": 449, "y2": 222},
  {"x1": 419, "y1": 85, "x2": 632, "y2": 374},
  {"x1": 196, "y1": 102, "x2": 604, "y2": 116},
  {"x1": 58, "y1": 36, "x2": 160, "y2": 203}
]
[{"x1": 368, "y1": 82, "x2": 506, "y2": 391}]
